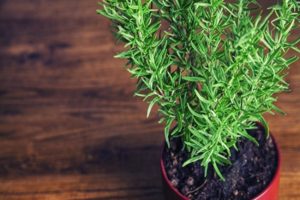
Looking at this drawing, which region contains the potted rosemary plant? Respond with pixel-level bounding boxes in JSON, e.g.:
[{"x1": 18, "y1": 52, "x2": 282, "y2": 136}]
[{"x1": 98, "y1": 0, "x2": 299, "y2": 199}]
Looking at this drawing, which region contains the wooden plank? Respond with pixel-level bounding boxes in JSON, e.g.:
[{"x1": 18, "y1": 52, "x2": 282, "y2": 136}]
[{"x1": 0, "y1": 174, "x2": 163, "y2": 200}]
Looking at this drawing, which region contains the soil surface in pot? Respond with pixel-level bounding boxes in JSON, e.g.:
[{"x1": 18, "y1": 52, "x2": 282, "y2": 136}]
[{"x1": 163, "y1": 124, "x2": 278, "y2": 200}]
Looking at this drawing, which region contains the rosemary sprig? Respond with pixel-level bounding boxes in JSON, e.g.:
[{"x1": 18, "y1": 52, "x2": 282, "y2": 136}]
[{"x1": 98, "y1": 0, "x2": 300, "y2": 180}]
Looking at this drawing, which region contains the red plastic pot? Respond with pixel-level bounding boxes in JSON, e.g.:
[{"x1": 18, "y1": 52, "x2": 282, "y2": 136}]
[{"x1": 160, "y1": 135, "x2": 281, "y2": 200}]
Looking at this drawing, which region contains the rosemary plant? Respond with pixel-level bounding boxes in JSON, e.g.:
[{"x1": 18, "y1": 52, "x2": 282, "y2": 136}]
[{"x1": 98, "y1": 0, "x2": 300, "y2": 180}]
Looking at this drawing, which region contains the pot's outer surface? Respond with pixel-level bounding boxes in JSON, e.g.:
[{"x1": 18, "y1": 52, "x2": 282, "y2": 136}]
[{"x1": 160, "y1": 135, "x2": 281, "y2": 200}]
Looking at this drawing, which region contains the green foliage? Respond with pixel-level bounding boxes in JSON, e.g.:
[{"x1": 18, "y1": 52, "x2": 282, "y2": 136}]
[{"x1": 98, "y1": 0, "x2": 300, "y2": 180}]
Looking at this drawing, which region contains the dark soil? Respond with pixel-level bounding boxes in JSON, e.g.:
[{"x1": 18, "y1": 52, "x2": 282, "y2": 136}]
[{"x1": 163, "y1": 124, "x2": 278, "y2": 200}]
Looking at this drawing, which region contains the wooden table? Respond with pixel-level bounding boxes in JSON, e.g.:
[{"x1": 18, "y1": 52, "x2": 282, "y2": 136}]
[{"x1": 0, "y1": 1, "x2": 299, "y2": 199}]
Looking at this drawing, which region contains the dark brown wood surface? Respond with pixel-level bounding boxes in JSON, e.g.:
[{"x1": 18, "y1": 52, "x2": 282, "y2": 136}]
[{"x1": 0, "y1": 1, "x2": 299, "y2": 200}]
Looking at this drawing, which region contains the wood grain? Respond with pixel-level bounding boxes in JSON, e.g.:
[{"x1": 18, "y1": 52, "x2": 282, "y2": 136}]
[{"x1": 0, "y1": 0, "x2": 299, "y2": 199}]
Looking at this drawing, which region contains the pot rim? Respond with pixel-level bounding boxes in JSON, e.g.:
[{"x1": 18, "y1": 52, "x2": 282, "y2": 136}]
[{"x1": 160, "y1": 134, "x2": 281, "y2": 200}]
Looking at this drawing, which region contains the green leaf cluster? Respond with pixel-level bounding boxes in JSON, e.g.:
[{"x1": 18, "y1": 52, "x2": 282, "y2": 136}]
[{"x1": 98, "y1": 0, "x2": 300, "y2": 180}]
